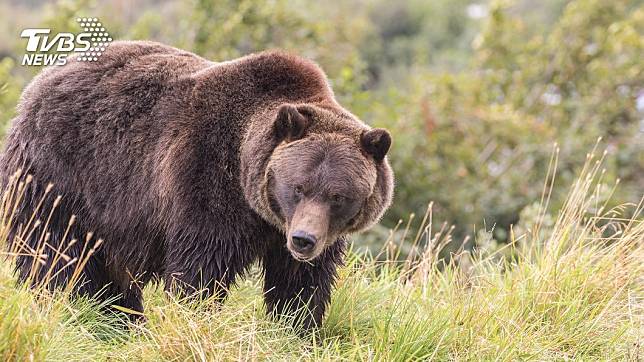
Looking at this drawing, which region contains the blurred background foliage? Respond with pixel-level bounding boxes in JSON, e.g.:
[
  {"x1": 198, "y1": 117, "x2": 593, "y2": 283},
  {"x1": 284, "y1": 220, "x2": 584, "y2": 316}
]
[{"x1": 0, "y1": 0, "x2": 642, "y2": 255}]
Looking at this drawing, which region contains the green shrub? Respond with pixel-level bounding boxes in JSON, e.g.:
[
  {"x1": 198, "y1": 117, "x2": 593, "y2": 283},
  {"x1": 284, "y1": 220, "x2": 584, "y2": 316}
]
[
  {"x1": 0, "y1": 0, "x2": 641, "y2": 251},
  {"x1": 357, "y1": 0, "x2": 643, "y2": 247}
]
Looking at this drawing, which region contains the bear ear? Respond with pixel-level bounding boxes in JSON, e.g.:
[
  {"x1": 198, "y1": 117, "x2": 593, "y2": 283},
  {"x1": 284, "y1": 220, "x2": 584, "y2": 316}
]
[
  {"x1": 274, "y1": 104, "x2": 310, "y2": 142},
  {"x1": 361, "y1": 128, "x2": 392, "y2": 162}
]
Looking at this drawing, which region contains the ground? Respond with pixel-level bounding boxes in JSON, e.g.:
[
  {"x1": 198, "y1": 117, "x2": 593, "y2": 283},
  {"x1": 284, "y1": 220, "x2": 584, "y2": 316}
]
[{"x1": 0, "y1": 152, "x2": 642, "y2": 361}]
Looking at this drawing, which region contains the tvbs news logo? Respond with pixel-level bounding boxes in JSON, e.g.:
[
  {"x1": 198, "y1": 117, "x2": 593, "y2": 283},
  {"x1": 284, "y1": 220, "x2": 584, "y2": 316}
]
[{"x1": 20, "y1": 17, "x2": 112, "y2": 66}]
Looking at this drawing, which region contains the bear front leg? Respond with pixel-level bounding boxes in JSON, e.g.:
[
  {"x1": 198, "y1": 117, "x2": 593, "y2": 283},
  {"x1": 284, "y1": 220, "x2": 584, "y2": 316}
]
[
  {"x1": 163, "y1": 239, "x2": 238, "y2": 302},
  {"x1": 262, "y1": 238, "x2": 346, "y2": 331}
]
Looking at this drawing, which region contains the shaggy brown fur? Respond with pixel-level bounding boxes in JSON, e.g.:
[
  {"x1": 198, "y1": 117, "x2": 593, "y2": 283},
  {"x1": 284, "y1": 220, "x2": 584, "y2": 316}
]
[{"x1": 0, "y1": 41, "x2": 394, "y2": 329}]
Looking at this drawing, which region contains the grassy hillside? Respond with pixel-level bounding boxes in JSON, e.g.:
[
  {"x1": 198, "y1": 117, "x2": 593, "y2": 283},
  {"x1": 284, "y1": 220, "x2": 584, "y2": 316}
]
[{"x1": 0, "y1": 150, "x2": 642, "y2": 361}]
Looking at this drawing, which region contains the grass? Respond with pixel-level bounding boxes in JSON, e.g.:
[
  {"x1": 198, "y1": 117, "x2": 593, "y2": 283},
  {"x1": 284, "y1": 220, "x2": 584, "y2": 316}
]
[{"x1": 0, "y1": 149, "x2": 642, "y2": 361}]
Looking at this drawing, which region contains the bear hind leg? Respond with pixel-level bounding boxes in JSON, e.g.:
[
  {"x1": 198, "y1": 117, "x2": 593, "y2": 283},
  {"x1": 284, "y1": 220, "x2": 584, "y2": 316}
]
[{"x1": 77, "y1": 254, "x2": 146, "y2": 322}]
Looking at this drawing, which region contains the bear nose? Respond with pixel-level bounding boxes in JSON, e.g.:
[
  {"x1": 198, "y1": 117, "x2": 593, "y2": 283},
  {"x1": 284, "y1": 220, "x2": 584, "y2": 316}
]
[{"x1": 291, "y1": 230, "x2": 317, "y2": 252}]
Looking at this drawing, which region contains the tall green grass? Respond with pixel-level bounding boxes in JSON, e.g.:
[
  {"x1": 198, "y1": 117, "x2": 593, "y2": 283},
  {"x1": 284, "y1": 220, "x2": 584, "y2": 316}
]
[{"x1": 0, "y1": 148, "x2": 642, "y2": 361}]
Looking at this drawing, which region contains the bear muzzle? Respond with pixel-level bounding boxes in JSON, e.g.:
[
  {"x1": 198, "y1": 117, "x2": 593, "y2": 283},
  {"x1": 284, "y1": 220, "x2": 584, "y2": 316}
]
[{"x1": 287, "y1": 200, "x2": 330, "y2": 261}]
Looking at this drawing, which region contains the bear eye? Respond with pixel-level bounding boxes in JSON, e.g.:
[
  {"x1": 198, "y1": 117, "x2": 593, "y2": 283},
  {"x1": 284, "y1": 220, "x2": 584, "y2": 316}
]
[
  {"x1": 294, "y1": 185, "x2": 304, "y2": 196},
  {"x1": 331, "y1": 194, "x2": 347, "y2": 205},
  {"x1": 347, "y1": 216, "x2": 358, "y2": 227}
]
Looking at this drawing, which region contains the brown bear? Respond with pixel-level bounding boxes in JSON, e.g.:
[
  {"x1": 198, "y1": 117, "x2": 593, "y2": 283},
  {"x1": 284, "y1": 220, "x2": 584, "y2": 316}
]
[{"x1": 0, "y1": 41, "x2": 393, "y2": 329}]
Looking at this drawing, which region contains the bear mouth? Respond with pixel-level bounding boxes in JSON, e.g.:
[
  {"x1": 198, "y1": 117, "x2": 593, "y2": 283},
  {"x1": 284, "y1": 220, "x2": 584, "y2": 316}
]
[
  {"x1": 289, "y1": 250, "x2": 317, "y2": 263},
  {"x1": 287, "y1": 243, "x2": 318, "y2": 262}
]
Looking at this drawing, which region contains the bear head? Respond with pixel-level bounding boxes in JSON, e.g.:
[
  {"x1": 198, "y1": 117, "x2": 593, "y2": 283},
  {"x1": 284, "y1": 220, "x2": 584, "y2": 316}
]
[{"x1": 245, "y1": 103, "x2": 394, "y2": 261}]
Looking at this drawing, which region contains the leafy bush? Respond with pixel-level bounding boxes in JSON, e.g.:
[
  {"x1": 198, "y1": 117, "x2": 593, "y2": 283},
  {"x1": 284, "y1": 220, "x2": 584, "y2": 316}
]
[
  {"x1": 0, "y1": 58, "x2": 20, "y2": 139},
  {"x1": 357, "y1": 0, "x2": 643, "y2": 246},
  {"x1": 0, "y1": 0, "x2": 641, "y2": 251}
]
